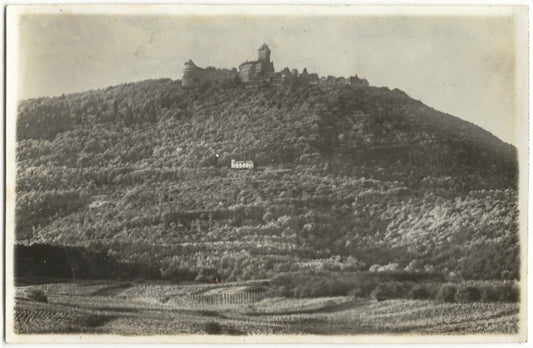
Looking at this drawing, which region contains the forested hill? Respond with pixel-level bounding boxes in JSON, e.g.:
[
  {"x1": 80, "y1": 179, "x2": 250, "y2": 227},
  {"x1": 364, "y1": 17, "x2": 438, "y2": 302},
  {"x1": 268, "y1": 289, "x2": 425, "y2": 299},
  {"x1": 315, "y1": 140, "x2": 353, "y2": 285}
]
[{"x1": 15, "y1": 78, "x2": 519, "y2": 282}]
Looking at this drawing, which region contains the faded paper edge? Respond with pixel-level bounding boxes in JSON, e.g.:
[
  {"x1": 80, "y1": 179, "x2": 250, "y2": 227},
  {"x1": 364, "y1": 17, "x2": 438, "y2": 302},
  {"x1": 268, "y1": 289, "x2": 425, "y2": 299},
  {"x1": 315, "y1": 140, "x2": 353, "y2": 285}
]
[{"x1": 4, "y1": 4, "x2": 529, "y2": 344}]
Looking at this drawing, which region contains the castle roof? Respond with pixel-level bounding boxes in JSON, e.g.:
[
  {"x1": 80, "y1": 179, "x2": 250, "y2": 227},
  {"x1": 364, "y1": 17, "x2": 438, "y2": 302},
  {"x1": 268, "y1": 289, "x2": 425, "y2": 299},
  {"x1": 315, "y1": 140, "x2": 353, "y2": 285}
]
[
  {"x1": 259, "y1": 43, "x2": 270, "y2": 50},
  {"x1": 185, "y1": 59, "x2": 197, "y2": 66},
  {"x1": 239, "y1": 60, "x2": 261, "y2": 67}
]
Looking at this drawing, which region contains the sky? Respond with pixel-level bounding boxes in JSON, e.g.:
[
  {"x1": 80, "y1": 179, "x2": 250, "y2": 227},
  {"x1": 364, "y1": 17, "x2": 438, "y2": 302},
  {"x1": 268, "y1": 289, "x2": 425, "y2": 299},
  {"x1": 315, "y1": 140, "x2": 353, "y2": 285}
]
[{"x1": 15, "y1": 9, "x2": 521, "y2": 144}]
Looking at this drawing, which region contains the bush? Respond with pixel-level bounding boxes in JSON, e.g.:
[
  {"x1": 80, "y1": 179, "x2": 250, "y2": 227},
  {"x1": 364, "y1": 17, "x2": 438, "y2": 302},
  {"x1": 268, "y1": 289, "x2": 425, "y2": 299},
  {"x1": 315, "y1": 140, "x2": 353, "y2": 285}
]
[
  {"x1": 480, "y1": 285, "x2": 500, "y2": 302},
  {"x1": 455, "y1": 286, "x2": 482, "y2": 303},
  {"x1": 348, "y1": 279, "x2": 378, "y2": 298},
  {"x1": 82, "y1": 314, "x2": 113, "y2": 328},
  {"x1": 269, "y1": 272, "x2": 353, "y2": 298},
  {"x1": 371, "y1": 282, "x2": 412, "y2": 301},
  {"x1": 204, "y1": 321, "x2": 222, "y2": 335},
  {"x1": 499, "y1": 283, "x2": 519, "y2": 302},
  {"x1": 436, "y1": 284, "x2": 457, "y2": 303},
  {"x1": 372, "y1": 283, "x2": 394, "y2": 301},
  {"x1": 292, "y1": 278, "x2": 350, "y2": 298},
  {"x1": 26, "y1": 289, "x2": 47, "y2": 303},
  {"x1": 409, "y1": 285, "x2": 431, "y2": 299},
  {"x1": 195, "y1": 268, "x2": 219, "y2": 283},
  {"x1": 160, "y1": 266, "x2": 197, "y2": 283},
  {"x1": 363, "y1": 281, "x2": 415, "y2": 301},
  {"x1": 201, "y1": 154, "x2": 218, "y2": 167}
]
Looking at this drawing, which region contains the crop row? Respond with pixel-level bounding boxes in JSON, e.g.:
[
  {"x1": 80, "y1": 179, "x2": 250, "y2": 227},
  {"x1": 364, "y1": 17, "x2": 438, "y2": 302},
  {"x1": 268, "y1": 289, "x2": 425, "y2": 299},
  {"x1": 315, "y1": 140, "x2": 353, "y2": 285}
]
[{"x1": 168, "y1": 291, "x2": 267, "y2": 306}]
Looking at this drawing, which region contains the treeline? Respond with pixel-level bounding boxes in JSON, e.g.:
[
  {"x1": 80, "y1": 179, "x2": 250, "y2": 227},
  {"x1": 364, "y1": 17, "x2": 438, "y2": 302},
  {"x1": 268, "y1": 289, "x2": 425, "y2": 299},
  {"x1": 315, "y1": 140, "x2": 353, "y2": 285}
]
[
  {"x1": 16, "y1": 242, "x2": 520, "y2": 304},
  {"x1": 268, "y1": 270, "x2": 519, "y2": 303},
  {"x1": 14, "y1": 244, "x2": 160, "y2": 282}
]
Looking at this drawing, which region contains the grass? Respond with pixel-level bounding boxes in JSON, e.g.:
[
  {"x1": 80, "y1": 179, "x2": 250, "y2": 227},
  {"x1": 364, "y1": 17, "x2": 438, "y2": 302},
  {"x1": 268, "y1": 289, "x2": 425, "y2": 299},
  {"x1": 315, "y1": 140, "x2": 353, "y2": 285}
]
[{"x1": 13, "y1": 280, "x2": 520, "y2": 335}]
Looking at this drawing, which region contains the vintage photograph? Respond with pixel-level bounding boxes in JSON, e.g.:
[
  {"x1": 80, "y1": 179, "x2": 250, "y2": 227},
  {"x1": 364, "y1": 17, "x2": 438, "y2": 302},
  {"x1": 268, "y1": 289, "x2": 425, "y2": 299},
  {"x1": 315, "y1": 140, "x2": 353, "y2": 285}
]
[{"x1": 5, "y1": 5, "x2": 528, "y2": 343}]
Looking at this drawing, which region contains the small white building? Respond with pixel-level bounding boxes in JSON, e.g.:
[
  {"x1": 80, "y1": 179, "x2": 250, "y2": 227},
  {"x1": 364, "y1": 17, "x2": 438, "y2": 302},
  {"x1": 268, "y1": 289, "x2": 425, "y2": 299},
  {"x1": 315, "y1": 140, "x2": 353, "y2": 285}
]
[{"x1": 231, "y1": 159, "x2": 254, "y2": 169}]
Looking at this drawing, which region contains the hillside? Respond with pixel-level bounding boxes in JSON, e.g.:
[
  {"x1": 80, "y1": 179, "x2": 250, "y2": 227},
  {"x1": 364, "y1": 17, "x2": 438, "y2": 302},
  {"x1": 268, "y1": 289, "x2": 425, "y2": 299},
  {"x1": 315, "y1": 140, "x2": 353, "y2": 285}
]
[{"x1": 15, "y1": 78, "x2": 519, "y2": 282}]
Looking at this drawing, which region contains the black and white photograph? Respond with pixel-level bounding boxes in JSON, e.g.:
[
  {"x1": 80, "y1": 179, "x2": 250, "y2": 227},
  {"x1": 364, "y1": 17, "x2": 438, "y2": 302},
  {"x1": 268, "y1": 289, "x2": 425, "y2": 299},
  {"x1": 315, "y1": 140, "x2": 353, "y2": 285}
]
[{"x1": 5, "y1": 4, "x2": 528, "y2": 343}]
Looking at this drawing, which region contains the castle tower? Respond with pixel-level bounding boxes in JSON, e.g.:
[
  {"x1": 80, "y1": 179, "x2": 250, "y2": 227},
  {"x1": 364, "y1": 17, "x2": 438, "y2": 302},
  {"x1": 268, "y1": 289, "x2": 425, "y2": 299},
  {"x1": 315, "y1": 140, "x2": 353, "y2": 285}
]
[
  {"x1": 258, "y1": 43, "x2": 271, "y2": 62},
  {"x1": 182, "y1": 59, "x2": 199, "y2": 87}
]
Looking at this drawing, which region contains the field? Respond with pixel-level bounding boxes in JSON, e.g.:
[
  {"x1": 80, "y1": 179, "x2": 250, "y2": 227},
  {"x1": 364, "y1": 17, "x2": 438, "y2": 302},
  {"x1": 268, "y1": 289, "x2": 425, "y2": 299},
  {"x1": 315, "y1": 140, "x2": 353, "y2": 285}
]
[{"x1": 13, "y1": 280, "x2": 519, "y2": 335}]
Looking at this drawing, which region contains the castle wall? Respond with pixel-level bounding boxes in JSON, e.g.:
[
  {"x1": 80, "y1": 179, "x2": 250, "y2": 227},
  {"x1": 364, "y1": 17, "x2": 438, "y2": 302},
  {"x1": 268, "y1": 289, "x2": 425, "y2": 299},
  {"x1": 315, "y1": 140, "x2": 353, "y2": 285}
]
[
  {"x1": 239, "y1": 61, "x2": 273, "y2": 82},
  {"x1": 239, "y1": 63, "x2": 259, "y2": 82},
  {"x1": 203, "y1": 68, "x2": 238, "y2": 83},
  {"x1": 183, "y1": 62, "x2": 238, "y2": 87}
]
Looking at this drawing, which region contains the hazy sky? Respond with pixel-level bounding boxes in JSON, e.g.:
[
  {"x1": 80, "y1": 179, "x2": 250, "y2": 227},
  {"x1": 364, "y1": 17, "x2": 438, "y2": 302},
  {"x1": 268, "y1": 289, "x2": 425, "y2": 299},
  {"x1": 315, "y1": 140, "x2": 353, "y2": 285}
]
[{"x1": 16, "y1": 12, "x2": 519, "y2": 144}]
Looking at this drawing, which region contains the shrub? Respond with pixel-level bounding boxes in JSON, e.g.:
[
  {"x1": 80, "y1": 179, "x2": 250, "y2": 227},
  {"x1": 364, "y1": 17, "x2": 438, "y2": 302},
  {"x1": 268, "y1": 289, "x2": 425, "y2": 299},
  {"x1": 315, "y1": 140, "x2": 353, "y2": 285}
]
[
  {"x1": 269, "y1": 272, "x2": 353, "y2": 298},
  {"x1": 160, "y1": 266, "x2": 197, "y2": 283},
  {"x1": 480, "y1": 285, "x2": 499, "y2": 302},
  {"x1": 225, "y1": 325, "x2": 246, "y2": 335},
  {"x1": 436, "y1": 284, "x2": 457, "y2": 303},
  {"x1": 455, "y1": 286, "x2": 482, "y2": 303},
  {"x1": 201, "y1": 154, "x2": 218, "y2": 167},
  {"x1": 409, "y1": 285, "x2": 431, "y2": 299},
  {"x1": 204, "y1": 321, "x2": 222, "y2": 335},
  {"x1": 499, "y1": 283, "x2": 519, "y2": 302},
  {"x1": 321, "y1": 278, "x2": 352, "y2": 297},
  {"x1": 348, "y1": 279, "x2": 377, "y2": 298},
  {"x1": 372, "y1": 284, "x2": 393, "y2": 301},
  {"x1": 291, "y1": 278, "x2": 350, "y2": 298},
  {"x1": 195, "y1": 268, "x2": 219, "y2": 283},
  {"x1": 26, "y1": 289, "x2": 47, "y2": 303},
  {"x1": 82, "y1": 314, "x2": 113, "y2": 328}
]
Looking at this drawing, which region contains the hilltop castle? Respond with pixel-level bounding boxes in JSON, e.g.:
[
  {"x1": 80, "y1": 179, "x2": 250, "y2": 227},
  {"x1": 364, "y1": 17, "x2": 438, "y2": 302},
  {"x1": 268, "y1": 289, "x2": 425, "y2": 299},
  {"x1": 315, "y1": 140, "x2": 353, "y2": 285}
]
[
  {"x1": 181, "y1": 43, "x2": 369, "y2": 88},
  {"x1": 182, "y1": 43, "x2": 274, "y2": 87}
]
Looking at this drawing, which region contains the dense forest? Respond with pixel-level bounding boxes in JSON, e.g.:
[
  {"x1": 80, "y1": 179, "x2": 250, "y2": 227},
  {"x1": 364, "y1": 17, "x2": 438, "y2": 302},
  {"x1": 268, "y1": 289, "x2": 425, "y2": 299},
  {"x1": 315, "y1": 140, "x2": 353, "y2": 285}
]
[{"x1": 15, "y1": 77, "x2": 519, "y2": 282}]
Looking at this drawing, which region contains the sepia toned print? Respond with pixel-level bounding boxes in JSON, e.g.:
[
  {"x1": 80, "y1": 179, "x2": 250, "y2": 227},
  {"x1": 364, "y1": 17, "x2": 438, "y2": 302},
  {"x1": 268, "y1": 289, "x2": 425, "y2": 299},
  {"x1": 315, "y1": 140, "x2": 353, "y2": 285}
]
[{"x1": 5, "y1": 5, "x2": 528, "y2": 343}]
